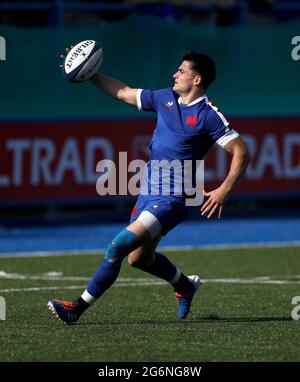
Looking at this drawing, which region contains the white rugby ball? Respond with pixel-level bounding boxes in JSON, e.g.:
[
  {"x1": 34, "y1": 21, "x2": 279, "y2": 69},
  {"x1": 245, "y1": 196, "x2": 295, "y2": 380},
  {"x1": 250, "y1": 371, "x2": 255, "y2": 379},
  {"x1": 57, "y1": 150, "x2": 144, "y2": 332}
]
[{"x1": 63, "y1": 40, "x2": 103, "y2": 83}]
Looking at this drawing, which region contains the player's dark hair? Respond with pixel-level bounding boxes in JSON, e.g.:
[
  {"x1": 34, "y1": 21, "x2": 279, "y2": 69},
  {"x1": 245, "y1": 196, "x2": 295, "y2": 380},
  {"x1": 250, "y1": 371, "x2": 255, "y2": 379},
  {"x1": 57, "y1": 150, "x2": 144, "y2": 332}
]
[{"x1": 182, "y1": 51, "x2": 216, "y2": 90}]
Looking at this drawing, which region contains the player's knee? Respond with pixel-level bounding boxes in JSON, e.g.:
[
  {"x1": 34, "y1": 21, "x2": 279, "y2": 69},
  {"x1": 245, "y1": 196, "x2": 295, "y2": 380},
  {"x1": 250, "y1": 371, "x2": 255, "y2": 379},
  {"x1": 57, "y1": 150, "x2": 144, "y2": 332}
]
[
  {"x1": 127, "y1": 253, "x2": 154, "y2": 268},
  {"x1": 104, "y1": 229, "x2": 138, "y2": 264},
  {"x1": 127, "y1": 254, "x2": 140, "y2": 267}
]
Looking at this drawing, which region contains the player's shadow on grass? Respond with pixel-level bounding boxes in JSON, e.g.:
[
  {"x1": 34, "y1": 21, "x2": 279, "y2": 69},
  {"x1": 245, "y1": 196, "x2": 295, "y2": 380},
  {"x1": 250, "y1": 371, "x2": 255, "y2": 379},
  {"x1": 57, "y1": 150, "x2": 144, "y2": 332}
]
[
  {"x1": 78, "y1": 316, "x2": 292, "y2": 326},
  {"x1": 196, "y1": 315, "x2": 291, "y2": 323}
]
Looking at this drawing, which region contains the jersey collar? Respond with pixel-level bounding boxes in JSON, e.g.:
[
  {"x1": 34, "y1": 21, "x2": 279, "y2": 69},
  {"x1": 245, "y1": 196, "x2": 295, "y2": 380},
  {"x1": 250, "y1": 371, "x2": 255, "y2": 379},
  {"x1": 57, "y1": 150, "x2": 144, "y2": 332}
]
[{"x1": 178, "y1": 95, "x2": 207, "y2": 107}]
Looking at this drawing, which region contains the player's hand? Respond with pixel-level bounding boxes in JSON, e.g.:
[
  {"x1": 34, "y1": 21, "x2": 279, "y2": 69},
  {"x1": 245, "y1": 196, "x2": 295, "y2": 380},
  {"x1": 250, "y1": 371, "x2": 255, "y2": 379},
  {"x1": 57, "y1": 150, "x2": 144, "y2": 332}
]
[
  {"x1": 200, "y1": 187, "x2": 228, "y2": 219},
  {"x1": 59, "y1": 46, "x2": 73, "y2": 68}
]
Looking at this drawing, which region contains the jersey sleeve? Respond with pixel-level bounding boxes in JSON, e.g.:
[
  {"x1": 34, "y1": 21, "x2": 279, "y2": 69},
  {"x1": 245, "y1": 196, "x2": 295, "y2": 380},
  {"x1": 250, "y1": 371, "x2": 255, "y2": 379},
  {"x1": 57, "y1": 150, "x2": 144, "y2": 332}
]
[
  {"x1": 205, "y1": 107, "x2": 239, "y2": 147},
  {"x1": 136, "y1": 89, "x2": 163, "y2": 112}
]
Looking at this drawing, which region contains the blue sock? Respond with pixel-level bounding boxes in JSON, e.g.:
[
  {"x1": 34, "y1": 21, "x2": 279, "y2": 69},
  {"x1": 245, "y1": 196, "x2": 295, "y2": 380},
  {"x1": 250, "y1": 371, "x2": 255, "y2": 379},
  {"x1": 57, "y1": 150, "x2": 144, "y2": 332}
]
[
  {"x1": 133, "y1": 252, "x2": 178, "y2": 281},
  {"x1": 132, "y1": 252, "x2": 193, "y2": 293},
  {"x1": 87, "y1": 259, "x2": 121, "y2": 299},
  {"x1": 86, "y1": 229, "x2": 138, "y2": 299}
]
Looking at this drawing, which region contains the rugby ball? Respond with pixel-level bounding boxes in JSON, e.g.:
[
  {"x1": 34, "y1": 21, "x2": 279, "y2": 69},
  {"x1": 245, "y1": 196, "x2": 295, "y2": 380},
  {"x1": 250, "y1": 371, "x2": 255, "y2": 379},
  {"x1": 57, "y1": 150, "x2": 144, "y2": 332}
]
[{"x1": 62, "y1": 40, "x2": 103, "y2": 83}]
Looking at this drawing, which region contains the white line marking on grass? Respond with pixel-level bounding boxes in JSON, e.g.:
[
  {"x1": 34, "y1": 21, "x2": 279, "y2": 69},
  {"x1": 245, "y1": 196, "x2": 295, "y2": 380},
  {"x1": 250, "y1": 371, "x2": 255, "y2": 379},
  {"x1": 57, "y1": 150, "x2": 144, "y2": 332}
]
[
  {"x1": 0, "y1": 281, "x2": 166, "y2": 293},
  {"x1": 0, "y1": 241, "x2": 300, "y2": 258},
  {"x1": 204, "y1": 278, "x2": 300, "y2": 285},
  {"x1": 0, "y1": 285, "x2": 87, "y2": 293},
  {"x1": 0, "y1": 271, "x2": 90, "y2": 281},
  {"x1": 0, "y1": 271, "x2": 162, "y2": 282},
  {"x1": 161, "y1": 241, "x2": 300, "y2": 252},
  {"x1": 0, "y1": 249, "x2": 101, "y2": 258},
  {"x1": 1, "y1": 275, "x2": 300, "y2": 293}
]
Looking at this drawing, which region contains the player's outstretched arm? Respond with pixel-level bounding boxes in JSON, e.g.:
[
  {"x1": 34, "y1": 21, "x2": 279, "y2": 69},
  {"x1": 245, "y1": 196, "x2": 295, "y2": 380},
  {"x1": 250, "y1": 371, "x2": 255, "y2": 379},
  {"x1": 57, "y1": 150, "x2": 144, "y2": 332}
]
[
  {"x1": 89, "y1": 72, "x2": 139, "y2": 107},
  {"x1": 201, "y1": 137, "x2": 251, "y2": 219},
  {"x1": 60, "y1": 47, "x2": 139, "y2": 107}
]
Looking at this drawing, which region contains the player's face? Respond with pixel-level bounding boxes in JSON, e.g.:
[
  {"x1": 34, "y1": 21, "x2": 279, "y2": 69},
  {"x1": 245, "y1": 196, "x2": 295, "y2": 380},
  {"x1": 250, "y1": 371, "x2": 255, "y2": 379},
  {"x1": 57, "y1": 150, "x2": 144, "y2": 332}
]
[{"x1": 173, "y1": 61, "x2": 199, "y2": 94}]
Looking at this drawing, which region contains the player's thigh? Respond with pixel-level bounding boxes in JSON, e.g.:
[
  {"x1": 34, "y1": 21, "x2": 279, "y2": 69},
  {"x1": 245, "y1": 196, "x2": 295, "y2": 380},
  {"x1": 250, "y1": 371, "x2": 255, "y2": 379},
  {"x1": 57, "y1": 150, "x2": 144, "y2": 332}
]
[
  {"x1": 128, "y1": 235, "x2": 161, "y2": 266},
  {"x1": 125, "y1": 219, "x2": 152, "y2": 248},
  {"x1": 127, "y1": 209, "x2": 162, "y2": 255}
]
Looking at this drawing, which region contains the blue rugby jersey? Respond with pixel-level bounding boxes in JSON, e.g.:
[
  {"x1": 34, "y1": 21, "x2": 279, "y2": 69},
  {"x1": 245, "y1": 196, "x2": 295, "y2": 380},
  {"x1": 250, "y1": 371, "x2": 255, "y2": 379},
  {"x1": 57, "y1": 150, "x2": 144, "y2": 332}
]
[{"x1": 137, "y1": 87, "x2": 239, "y2": 201}]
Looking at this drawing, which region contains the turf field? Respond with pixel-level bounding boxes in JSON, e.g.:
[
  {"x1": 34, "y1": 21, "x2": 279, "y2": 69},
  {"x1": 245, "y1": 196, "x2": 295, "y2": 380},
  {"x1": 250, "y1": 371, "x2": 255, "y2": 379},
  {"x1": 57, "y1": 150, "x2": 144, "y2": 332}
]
[{"x1": 0, "y1": 246, "x2": 300, "y2": 362}]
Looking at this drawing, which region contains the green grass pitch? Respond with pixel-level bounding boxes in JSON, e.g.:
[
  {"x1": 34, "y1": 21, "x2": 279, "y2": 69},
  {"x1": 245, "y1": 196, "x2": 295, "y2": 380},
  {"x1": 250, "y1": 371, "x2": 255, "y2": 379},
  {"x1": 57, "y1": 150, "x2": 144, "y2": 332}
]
[{"x1": 0, "y1": 246, "x2": 300, "y2": 362}]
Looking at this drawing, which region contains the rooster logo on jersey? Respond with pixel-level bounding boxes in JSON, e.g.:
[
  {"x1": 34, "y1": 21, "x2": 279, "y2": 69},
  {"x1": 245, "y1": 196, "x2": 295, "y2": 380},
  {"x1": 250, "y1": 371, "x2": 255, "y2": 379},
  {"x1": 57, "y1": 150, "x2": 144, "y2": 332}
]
[{"x1": 186, "y1": 115, "x2": 197, "y2": 128}]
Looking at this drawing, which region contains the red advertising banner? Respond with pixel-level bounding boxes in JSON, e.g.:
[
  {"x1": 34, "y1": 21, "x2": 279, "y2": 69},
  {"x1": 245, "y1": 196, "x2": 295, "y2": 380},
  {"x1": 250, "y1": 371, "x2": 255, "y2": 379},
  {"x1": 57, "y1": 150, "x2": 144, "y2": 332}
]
[{"x1": 0, "y1": 118, "x2": 299, "y2": 203}]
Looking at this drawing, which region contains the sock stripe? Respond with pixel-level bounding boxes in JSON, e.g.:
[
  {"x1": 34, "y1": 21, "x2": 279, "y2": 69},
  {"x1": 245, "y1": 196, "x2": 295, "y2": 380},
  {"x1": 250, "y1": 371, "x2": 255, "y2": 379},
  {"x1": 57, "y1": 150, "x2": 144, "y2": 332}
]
[
  {"x1": 170, "y1": 267, "x2": 181, "y2": 285},
  {"x1": 81, "y1": 290, "x2": 96, "y2": 304}
]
